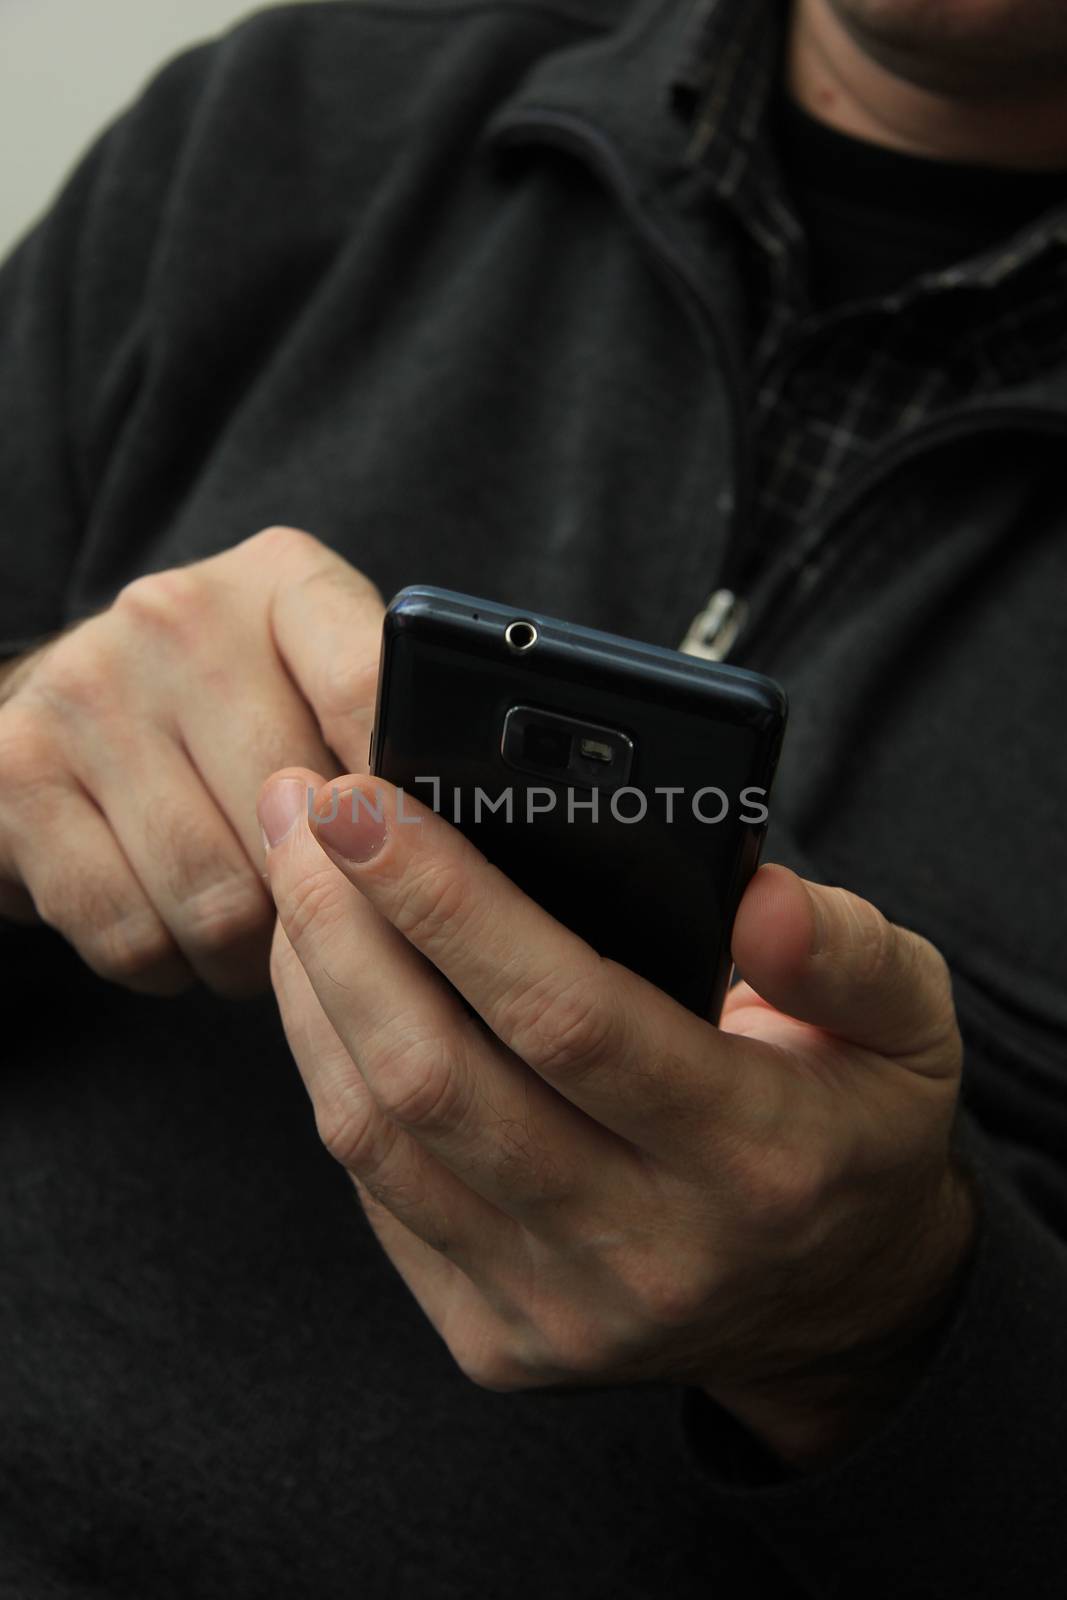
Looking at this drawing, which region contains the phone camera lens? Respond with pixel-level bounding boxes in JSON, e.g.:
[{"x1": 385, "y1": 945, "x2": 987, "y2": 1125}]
[
  {"x1": 505, "y1": 619, "x2": 538, "y2": 653},
  {"x1": 522, "y1": 722, "x2": 570, "y2": 770}
]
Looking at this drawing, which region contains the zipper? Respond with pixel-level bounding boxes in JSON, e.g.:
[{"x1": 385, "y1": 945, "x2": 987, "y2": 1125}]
[
  {"x1": 489, "y1": 109, "x2": 754, "y2": 623},
  {"x1": 490, "y1": 113, "x2": 1067, "y2": 671},
  {"x1": 678, "y1": 588, "x2": 748, "y2": 660}
]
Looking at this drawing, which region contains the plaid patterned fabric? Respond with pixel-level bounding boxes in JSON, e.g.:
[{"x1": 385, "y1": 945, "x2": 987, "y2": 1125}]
[{"x1": 669, "y1": 0, "x2": 1067, "y2": 582}]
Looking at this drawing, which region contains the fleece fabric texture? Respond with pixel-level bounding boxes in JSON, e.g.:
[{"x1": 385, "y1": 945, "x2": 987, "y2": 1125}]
[{"x1": 1, "y1": 2, "x2": 1065, "y2": 1595}]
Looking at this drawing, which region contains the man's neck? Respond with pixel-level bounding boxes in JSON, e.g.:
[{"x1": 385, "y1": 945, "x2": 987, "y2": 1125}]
[{"x1": 788, "y1": 0, "x2": 1067, "y2": 170}]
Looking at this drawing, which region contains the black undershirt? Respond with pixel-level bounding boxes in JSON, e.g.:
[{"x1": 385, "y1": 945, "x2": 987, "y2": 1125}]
[{"x1": 772, "y1": 92, "x2": 1067, "y2": 311}]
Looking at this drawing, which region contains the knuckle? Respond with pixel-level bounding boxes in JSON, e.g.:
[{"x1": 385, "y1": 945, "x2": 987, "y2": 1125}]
[
  {"x1": 180, "y1": 878, "x2": 272, "y2": 957},
  {"x1": 316, "y1": 1082, "x2": 381, "y2": 1169},
  {"x1": 282, "y1": 863, "x2": 348, "y2": 948},
  {"x1": 369, "y1": 1027, "x2": 465, "y2": 1132},
  {"x1": 505, "y1": 965, "x2": 615, "y2": 1078},
  {"x1": 842, "y1": 894, "x2": 896, "y2": 990},
  {"x1": 0, "y1": 708, "x2": 59, "y2": 797},
  {"x1": 733, "y1": 1142, "x2": 822, "y2": 1233},
  {"x1": 30, "y1": 631, "x2": 118, "y2": 722},
  {"x1": 628, "y1": 1255, "x2": 710, "y2": 1331},
  {"x1": 0, "y1": 645, "x2": 48, "y2": 707},
  {"x1": 87, "y1": 916, "x2": 180, "y2": 987},
  {"x1": 904, "y1": 931, "x2": 962, "y2": 1060},
  {"x1": 40, "y1": 878, "x2": 177, "y2": 985},
  {"x1": 142, "y1": 796, "x2": 271, "y2": 939},
  {"x1": 388, "y1": 857, "x2": 470, "y2": 954},
  {"x1": 114, "y1": 567, "x2": 207, "y2": 640},
  {"x1": 243, "y1": 524, "x2": 322, "y2": 563},
  {"x1": 842, "y1": 898, "x2": 960, "y2": 1055},
  {"x1": 535, "y1": 1310, "x2": 615, "y2": 1379},
  {"x1": 453, "y1": 1338, "x2": 527, "y2": 1394},
  {"x1": 34, "y1": 868, "x2": 124, "y2": 943},
  {"x1": 543, "y1": 1318, "x2": 607, "y2": 1382},
  {"x1": 305, "y1": 546, "x2": 382, "y2": 608}
]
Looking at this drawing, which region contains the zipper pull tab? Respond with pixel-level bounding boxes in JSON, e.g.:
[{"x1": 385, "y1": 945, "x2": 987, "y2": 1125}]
[{"x1": 679, "y1": 589, "x2": 748, "y2": 661}]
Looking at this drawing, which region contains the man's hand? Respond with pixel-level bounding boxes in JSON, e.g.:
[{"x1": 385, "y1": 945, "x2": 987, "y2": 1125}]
[
  {"x1": 259, "y1": 770, "x2": 977, "y2": 1469},
  {"x1": 0, "y1": 528, "x2": 383, "y2": 996}
]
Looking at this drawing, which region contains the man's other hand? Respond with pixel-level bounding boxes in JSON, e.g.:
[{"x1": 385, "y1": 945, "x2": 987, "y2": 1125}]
[{"x1": 0, "y1": 528, "x2": 382, "y2": 996}]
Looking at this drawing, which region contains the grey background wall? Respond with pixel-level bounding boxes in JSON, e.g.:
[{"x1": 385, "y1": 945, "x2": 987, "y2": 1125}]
[{"x1": 0, "y1": 0, "x2": 323, "y2": 262}]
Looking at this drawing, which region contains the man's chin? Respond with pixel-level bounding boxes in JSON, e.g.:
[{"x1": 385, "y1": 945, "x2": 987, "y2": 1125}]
[{"x1": 823, "y1": 0, "x2": 1067, "y2": 97}]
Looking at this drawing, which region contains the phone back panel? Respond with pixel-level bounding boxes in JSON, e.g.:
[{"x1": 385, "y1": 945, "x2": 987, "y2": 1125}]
[{"x1": 371, "y1": 588, "x2": 786, "y2": 1021}]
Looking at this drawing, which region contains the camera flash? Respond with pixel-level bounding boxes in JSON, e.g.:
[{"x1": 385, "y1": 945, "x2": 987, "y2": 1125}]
[{"x1": 579, "y1": 738, "x2": 614, "y2": 763}]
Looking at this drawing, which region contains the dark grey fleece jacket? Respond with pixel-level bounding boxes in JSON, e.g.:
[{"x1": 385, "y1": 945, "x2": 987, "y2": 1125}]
[{"x1": 0, "y1": 2, "x2": 1065, "y2": 1596}]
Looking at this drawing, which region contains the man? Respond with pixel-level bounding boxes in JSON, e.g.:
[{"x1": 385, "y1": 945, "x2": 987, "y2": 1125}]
[{"x1": 0, "y1": 0, "x2": 1064, "y2": 1594}]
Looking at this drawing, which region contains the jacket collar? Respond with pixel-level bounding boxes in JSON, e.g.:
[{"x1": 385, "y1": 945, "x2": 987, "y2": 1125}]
[
  {"x1": 481, "y1": 0, "x2": 742, "y2": 179},
  {"x1": 480, "y1": 0, "x2": 1067, "y2": 417}
]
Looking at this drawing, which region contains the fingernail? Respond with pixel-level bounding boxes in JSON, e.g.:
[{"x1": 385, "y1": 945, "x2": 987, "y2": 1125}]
[
  {"x1": 313, "y1": 785, "x2": 388, "y2": 864},
  {"x1": 258, "y1": 778, "x2": 308, "y2": 849}
]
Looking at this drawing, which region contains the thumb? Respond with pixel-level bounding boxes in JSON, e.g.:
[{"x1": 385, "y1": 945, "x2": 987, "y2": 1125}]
[{"x1": 730, "y1": 864, "x2": 961, "y2": 1072}]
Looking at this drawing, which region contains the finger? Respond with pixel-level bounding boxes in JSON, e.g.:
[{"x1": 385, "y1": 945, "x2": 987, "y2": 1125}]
[
  {"x1": 290, "y1": 773, "x2": 762, "y2": 1155},
  {"x1": 270, "y1": 919, "x2": 501, "y2": 1376},
  {"x1": 351, "y1": 1173, "x2": 523, "y2": 1392},
  {"x1": 1, "y1": 763, "x2": 194, "y2": 994},
  {"x1": 270, "y1": 894, "x2": 530, "y2": 1382},
  {"x1": 173, "y1": 640, "x2": 343, "y2": 876},
  {"x1": 175, "y1": 659, "x2": 343, "y2": 876},
  {"x1": 731, "y1": 864, "x2": 961, "y2": 1070},
  {"x1": 78, "y1": 726, "x2": 274, "y2": 997},
  {"x1": 261, "y1": 768, "x2": 623, "y2": 1227},
  {"x1": 224, "y1": 526, "x2": 384, "y2": 773},
  {"x1": 268, "y1": 911, "x2": 517, "y2": 1279},
  {"x1": 110, "y1": 533, "x2": 372, "y2": 873}
]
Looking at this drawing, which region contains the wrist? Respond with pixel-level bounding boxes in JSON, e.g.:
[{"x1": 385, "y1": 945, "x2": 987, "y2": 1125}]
[
  {"x1": 703, "y1": 1162, "x2": 981, "y2": 1472},
  {"x1": 700, "y1": 1327, "x2": 945, "y2": 1472}
]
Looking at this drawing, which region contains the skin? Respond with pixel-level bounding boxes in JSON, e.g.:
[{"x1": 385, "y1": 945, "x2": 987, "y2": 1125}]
[
  {"x1": 0, "y1": 527, "x2": 380, "y2": 994},
  {"x1": 790, "y1": 0, "x2": 1067, "y2": 166},
  {"x1": 259, "y1": 770, "x2": 977, "y2": 1468}
]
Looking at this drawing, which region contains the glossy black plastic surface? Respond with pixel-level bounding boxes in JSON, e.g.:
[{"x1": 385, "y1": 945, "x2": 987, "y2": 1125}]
[{"x1": 371, "y1": 587, "x2": 787, "y2": 1021}]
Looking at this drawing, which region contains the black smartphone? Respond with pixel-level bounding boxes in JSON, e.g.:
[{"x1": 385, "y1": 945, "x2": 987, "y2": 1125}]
[{"x1": 369, "y1": 587, "x2": 787, "y2": 1022}]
